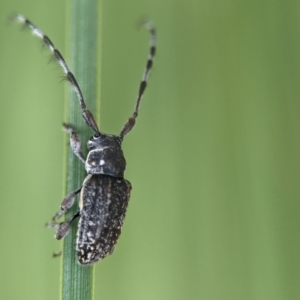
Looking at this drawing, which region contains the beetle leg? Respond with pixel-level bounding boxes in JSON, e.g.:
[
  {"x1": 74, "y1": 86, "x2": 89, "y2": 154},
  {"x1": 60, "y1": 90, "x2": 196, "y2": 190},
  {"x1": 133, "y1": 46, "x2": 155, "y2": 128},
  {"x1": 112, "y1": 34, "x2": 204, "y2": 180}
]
[
  {"x1": 119, "y1": 21, "x2": 156, "y2": 139},
  {"x1": 63, "y1": 123, "x2": 86, "y2": 164},
  {"x1": 55, "y1": 211, "x2": 80, "y2": 240},
  {"x1": 51, "y1": 187, "x2": 82, "y2": 221},
  {"x1": 47, "y1": 211, "x2": 80, "y2": 240}
]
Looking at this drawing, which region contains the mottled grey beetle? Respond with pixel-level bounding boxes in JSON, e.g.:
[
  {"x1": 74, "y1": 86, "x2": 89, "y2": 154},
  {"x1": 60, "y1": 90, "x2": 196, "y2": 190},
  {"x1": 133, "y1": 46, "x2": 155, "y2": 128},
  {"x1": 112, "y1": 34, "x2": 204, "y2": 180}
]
[{"x1": 14, "y1": 14, "x2": 156, "y2": 265}]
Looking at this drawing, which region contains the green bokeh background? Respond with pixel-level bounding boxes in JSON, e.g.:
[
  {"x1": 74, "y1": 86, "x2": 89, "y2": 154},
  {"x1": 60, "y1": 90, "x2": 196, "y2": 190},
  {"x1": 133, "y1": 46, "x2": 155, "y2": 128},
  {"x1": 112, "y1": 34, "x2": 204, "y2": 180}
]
[{"x1": 1, "y1": 1, "x2": 300, "y2": 299}]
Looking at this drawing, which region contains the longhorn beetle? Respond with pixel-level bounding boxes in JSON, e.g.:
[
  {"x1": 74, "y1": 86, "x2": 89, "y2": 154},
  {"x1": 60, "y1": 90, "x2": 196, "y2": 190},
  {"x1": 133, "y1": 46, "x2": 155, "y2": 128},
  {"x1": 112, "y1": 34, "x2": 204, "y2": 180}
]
[{"x1": 14, "y1": 14, "x2": 156, "y2": 265}]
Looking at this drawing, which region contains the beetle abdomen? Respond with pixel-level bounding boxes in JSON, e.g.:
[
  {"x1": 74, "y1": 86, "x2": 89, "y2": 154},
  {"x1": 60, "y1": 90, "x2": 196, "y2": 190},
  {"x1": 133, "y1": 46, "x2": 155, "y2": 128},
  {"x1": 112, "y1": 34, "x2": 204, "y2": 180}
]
[{"x1": 77, "y1": 174, "x2": 132, "y2": 265}]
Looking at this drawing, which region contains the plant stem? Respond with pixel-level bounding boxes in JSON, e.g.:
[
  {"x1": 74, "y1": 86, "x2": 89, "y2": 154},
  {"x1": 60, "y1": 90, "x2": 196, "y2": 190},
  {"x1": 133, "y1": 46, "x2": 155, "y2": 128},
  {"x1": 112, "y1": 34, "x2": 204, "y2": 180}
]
[{"x1": 61, "y1": 0, "x2": 101, "y2": 299}]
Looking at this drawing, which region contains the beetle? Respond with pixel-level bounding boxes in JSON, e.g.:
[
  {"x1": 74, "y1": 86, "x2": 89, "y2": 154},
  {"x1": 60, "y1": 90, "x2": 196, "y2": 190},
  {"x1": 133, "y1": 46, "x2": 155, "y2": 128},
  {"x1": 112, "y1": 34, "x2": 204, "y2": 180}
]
[{"x1": 14, "y1": 14, "x2": 156, "y2": 265}]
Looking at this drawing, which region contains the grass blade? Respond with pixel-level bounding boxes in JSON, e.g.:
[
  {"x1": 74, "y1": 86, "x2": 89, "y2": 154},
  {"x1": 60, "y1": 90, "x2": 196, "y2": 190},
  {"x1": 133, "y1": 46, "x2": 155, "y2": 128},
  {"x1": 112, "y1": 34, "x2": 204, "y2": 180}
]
[{"x1": 62, "y1": 0, "x2": 101, "y2": 299}]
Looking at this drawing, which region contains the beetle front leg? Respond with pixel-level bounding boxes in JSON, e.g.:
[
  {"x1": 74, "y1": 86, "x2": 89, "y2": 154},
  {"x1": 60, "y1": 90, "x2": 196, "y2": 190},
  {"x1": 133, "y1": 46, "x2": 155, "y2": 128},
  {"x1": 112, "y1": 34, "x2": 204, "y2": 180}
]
[{"x1": 63, "y1": 123, "x2": 86, "y2": 164}]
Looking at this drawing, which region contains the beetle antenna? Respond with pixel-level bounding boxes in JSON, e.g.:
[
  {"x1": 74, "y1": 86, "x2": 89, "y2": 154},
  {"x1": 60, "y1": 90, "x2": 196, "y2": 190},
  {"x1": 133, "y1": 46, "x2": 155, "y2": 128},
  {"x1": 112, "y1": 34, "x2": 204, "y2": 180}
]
[
  {"x1": 13, "y1": 14, "x2": 100, "y2": 134},
  {"x1": 119, "y1": 20, "x2": 156, "y2": 139}
]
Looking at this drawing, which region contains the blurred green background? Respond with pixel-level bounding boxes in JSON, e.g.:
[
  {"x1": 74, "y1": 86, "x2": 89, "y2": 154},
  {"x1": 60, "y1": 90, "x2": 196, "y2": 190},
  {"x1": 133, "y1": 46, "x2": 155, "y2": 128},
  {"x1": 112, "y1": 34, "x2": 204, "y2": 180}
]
[{"x1": 1, "y1": 0, "x2": 300, "y2": 299}]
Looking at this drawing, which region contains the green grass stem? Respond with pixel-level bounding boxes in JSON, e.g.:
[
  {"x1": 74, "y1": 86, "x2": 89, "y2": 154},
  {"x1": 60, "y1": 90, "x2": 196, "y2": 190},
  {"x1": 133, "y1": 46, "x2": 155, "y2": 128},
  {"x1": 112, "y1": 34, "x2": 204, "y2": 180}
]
[{"x1": 61, "y1": 1, "x2": 101, "y2": 299}]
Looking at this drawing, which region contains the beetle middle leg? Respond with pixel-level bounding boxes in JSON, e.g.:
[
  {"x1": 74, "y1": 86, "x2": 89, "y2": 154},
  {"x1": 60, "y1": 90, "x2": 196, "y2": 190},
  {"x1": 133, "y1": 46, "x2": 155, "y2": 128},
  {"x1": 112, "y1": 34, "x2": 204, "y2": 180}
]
[
  {"x1": 51, "y1": 186, "x2": 82, "y2": 221},
  {"x1": 48, "y1": 211, "x2": 81, "y2": 240},
  {"x1": 47, "y1": 186, "x2": 81, "y2": 239},
  {"x1": 55, "y1": 211, "x2": 80, "y2": 240}
]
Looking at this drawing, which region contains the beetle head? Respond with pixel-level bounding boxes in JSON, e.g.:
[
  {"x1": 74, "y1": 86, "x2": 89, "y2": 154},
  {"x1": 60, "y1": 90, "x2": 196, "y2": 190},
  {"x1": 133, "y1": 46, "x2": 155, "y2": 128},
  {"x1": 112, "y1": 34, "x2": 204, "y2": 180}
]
[{"x1": 85, "y1": 133, "x2": 126, "y2": 178}]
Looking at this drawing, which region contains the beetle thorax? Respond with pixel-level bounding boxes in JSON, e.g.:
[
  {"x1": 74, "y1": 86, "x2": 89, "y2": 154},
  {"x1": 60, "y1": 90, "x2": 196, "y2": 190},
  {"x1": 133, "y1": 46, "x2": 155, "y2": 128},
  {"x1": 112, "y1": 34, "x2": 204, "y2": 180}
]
[{"x1": 85, "y1": 134, "x2": 126, "y2": 178}]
